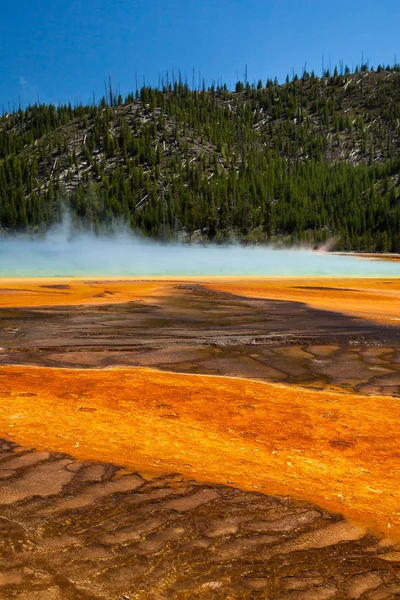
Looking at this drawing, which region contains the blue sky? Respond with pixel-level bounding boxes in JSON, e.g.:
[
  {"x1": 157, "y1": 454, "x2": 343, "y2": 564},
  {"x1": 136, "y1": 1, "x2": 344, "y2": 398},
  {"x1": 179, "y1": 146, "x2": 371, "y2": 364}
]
[{"x1": 0, "y1": 0, "x2": 399, "y2": 109}]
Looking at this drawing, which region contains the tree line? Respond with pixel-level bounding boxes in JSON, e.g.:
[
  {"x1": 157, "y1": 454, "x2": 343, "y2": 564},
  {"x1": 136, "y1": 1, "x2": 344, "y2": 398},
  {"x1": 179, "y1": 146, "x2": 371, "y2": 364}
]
[{"x1": 0, "y1": 64, "x2": 399, "y2": 251}]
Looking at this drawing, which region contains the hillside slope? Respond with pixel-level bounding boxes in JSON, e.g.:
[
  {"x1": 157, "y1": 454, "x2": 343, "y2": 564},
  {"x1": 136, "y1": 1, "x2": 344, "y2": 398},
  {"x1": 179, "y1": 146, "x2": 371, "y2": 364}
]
[{"x1": 0, "y1": 67, "x2": 399, "y2": 251}]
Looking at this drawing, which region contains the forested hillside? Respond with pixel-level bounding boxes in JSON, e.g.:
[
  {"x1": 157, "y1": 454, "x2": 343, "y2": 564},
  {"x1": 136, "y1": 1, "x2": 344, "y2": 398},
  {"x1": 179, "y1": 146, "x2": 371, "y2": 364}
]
[{"x1": 1, "y1": 65, "x2": 400, "y2": 251}]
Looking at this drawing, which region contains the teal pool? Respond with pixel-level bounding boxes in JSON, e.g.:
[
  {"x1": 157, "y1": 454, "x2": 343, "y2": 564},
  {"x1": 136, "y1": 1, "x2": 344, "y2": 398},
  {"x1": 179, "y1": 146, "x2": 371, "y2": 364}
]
[{"x1": 1, "y1": 232, "x2": 399, "y2": 278}]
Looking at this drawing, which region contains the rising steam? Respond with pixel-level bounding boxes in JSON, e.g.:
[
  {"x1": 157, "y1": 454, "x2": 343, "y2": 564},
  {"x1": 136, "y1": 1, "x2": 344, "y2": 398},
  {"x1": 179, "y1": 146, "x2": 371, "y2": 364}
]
[{"x1": 0, "y1": 218, "x2": 399, "y2": 278}]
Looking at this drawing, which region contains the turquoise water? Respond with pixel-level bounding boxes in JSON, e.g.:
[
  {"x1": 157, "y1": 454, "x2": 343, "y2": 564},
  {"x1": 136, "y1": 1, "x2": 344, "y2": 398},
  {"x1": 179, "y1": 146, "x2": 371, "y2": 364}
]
[{"x1": 1, "y1": 231, "x2": 400, "y2": 277}]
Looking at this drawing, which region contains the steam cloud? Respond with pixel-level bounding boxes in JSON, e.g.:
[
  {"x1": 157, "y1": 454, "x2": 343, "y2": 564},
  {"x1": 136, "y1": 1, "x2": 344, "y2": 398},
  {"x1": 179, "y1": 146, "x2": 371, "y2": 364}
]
[{"x1": 1, "y1": 218, "x2": 399, "y2": 278}]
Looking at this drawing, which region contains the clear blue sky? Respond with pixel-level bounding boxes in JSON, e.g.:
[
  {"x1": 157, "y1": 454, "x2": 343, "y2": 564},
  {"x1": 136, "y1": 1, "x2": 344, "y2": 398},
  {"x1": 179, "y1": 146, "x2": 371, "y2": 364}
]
[{"x1": 0, "y1": 0, "x2": 399, "y2": 110}]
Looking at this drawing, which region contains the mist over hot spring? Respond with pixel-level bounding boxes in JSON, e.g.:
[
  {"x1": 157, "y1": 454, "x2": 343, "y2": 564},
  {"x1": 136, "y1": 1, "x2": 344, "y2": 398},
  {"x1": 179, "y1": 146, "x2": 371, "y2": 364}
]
[{"x1": 0, "y1": 220, "x2": 399, "y2": 278}]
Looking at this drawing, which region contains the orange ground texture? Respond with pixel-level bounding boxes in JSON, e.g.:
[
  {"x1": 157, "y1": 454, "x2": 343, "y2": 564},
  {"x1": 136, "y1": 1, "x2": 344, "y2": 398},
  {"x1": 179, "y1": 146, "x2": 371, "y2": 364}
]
[
  {"x1": 0, "y1": 276, "x2": 399, "y2": 539},
  {"x1": 0, "y1": 364, "x2": 399, "y2": 540},
  {"x1": 0, "y1": 276, "x2": 399, "y2": 323},
  {"x1": 204, "y1": 277, "x2": 400, "y2": 324}
]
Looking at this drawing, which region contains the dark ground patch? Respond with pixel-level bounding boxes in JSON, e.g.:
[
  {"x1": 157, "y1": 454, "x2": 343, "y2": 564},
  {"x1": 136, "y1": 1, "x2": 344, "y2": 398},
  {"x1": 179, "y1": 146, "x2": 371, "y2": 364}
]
[
  {"x1": 40, "y1": 284, "x2": 71, "y2": 290},
  {"x1": 0, "y1": 284, "x2": 399, "y2": 395}
]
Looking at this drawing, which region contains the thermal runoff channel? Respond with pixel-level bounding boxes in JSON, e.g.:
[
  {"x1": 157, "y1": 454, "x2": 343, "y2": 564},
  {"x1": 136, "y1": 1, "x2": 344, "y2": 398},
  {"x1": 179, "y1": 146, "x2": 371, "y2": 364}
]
[{"x1": 1, "y1": 225, "x2": 400, "y2": 277}]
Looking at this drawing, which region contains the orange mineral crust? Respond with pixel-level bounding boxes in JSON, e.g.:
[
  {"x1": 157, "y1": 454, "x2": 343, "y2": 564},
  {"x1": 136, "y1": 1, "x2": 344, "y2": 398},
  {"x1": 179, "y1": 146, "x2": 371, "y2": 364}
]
[
  {"x1": 0, "y1": 276, "x2": 399, "y2": 324},
  {"x1": 204, "y1": 277, "x2": 400, "y2": 324},
  {"x1": 0, "y1": 365, "x2": 399, "y2": 538},
  {"x1": 0, "y1": 278, "x2": 168, "y2": 308}
]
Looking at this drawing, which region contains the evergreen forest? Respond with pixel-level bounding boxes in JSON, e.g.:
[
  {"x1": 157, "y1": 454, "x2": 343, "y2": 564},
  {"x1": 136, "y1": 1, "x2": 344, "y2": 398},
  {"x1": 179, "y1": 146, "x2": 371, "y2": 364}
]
[{"x1": 1, "y1": 64, "x2": 400, "y2": 251}]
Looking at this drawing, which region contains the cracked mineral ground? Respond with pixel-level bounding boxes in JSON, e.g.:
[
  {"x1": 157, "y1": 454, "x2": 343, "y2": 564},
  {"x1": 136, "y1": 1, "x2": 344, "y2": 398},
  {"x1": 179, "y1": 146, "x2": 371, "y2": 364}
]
[{"x1": 0, "y1": 277, "x2": 399, "y2": 599}]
